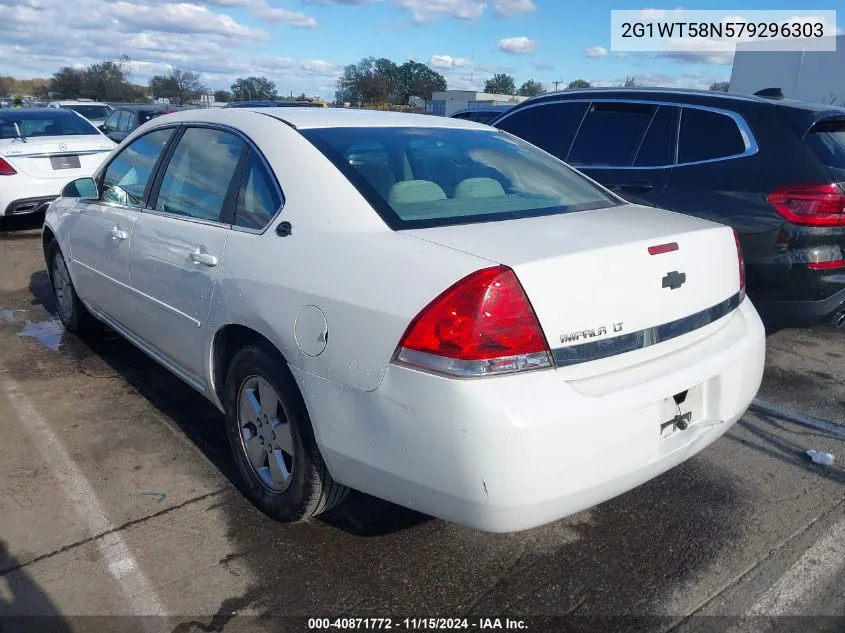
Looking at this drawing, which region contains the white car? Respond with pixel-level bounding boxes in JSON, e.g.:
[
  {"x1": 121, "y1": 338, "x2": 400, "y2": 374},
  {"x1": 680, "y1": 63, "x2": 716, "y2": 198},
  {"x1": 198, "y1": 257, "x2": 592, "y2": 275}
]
[
  {"x1": 48, "y1": 100, "x2": 114, "y2": 127},
  {"x1": 0, "y1": 108, "x2": 116, "y2": 220},
  {"x1": 42, "y1": 108, "x2": 766, "y2": 532}
]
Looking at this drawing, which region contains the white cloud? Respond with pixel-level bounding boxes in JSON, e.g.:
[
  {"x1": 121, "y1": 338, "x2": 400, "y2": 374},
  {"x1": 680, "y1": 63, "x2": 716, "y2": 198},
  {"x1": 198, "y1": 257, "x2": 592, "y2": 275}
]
[
  {"x1": 639, "y1": 7, "x2": 684, "y2": 20},
  {"x1": 491, "y1": 0, "x2": 535, "y2": 16},
  {"x1": 657, "y1": 38, "x2": 734, "y2": 65},
  {"x1": 532, "y1": 60, "x2": 554, "y2": 70},
  {"x1": 590, "y1": 71, "x2": 723, "y2": 90},
  {"x1": 615, "y1": 52, "x2": 627, "y2": 59},
  {"x1": 497, "y1": 36, "x2": 536, "y2": 54},
  {"x1": 429, "y1": 55, "x2": 472, "y2": 69},
  {"x1": 254, "y1": 5, "x2": 318, "y2": 27},
  {"x1": 584, "y1": 46, "x2": 608, "y2": 58},
  {"x1": 397, "y1": 0, "x2": 485, "y2": 23}
]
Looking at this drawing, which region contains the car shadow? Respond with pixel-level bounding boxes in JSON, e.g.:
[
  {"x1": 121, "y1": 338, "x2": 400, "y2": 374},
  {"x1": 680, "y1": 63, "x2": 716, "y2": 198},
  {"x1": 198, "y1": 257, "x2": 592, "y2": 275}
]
[
  {"x1": 0, "y1": 213, "x2": 44, "y2": 236},
  {"x1": 26, "y1": 270, "x2": 431, "y2": 538},
  {"x1": 0, "y1": 539, "x2": 74, "y2": 631}
]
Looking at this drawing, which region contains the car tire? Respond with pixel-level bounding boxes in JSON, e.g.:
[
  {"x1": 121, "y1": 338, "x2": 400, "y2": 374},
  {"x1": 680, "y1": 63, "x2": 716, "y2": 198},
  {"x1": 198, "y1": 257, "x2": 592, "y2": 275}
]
[
  {"x1": 224, "y1": 342, "x2": 349, "y2": 522},
  {"x1": 46, "y1": 238, "x2": 100, "y2": 333}
]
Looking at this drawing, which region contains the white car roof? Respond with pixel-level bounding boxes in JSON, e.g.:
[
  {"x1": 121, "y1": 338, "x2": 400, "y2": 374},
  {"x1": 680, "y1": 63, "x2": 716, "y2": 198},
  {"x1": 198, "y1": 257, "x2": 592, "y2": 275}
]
[{"x1": 156, "y1": 107, "x2": 493, "y2": 131}]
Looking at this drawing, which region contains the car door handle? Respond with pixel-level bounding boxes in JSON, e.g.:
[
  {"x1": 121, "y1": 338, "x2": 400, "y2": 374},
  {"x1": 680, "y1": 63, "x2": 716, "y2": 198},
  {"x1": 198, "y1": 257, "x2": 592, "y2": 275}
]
[
  {"x1": 190, "y1": 248, "x2": 218, "y2": 267},
  {"x1": 109, "y1": 226, "x2": 128, "y2": 241},
  {"x1": 620, "y1": 181, "x2": 654, "y2": 193}
]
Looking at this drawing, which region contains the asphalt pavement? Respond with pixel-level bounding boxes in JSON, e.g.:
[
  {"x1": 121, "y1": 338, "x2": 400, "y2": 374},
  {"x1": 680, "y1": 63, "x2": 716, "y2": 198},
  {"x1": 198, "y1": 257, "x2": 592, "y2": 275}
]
[{"x1": 0, "y1": 215, "x2": 843, "y2": 633}]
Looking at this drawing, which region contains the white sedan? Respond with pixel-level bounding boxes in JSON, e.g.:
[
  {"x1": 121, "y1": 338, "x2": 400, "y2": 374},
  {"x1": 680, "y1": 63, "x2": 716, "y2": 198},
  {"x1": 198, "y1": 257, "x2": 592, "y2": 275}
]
[
  {"x1": 0, "y1": 108, "x2": 115, "y2": 220},
  {"x1": 42, "y1": 108, "x2": 766, "y2": 532}
]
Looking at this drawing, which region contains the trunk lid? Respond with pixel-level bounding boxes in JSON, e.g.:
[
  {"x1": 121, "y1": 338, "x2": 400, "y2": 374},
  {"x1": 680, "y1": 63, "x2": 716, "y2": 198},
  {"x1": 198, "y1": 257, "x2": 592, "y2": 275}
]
[
  {"x1": 404, "y1": 204, "x2": 742, "y2": 376},
  {"x1": 0, "y1": 136, "x2": 114, "y2": 178}
]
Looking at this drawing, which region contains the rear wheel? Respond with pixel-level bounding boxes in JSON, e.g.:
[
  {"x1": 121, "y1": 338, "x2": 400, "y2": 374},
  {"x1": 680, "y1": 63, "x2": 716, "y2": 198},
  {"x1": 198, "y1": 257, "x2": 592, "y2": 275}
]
[
  {"x1": 46, "y1": 239, "x2": 99, "y2": 333},
  {"x1": 224, "y1": 343, "x2": 349, "y2": 522}
]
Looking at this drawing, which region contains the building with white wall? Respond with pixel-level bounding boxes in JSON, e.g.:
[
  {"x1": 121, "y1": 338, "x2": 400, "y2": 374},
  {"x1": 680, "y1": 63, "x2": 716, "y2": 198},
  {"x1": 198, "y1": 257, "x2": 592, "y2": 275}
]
[
  {"x1": 426, "y1": 90, "x2": 528, "y2": 117},
  {"x1": 729, "y1": 34, "x2": 845, "y2": 106}
]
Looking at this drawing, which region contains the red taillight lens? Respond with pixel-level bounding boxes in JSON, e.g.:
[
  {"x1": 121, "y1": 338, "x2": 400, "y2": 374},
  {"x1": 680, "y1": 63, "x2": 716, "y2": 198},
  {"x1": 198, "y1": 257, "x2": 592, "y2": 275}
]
[
  {"x1": 733, "y1": 228, "x2": 746, "y2": 299},
  {"x1": 768, "y1": 184, "x2": 845, "y2": 226},
  {"x1": 0, "y1": 158, "x2": 17, "y2": 176},
  {"x1": 395, "y1": 266, "x2": 552, "y2": 377}
]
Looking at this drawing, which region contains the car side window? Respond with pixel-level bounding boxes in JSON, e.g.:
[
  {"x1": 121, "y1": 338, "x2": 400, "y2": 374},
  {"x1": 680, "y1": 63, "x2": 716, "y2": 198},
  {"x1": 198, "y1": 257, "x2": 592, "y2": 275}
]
[
  {"x1": 234, "y1": 151, "x2": 282, "y2": 230},
  {"x1": 154, "y1": 127, "x2": 245, "y2": 222},
  {"x1": 567, "y1": 102, "x2": 655, "y2": 167},
  {"x1": 678, "y1": 107, "x2": 747, "y2": 164},
  {"x1": 100, "y1": 128, "x2": 175, "y2": 208},
  {"x1": 127, "y1": 112, "x2": 138, "y2": 131},
  {"x1": 117, "y1": 111, "x2": 131, "y2": 132},
  {"x1": 633, "y1": 105, "x2": 679, "y2": 167},
  {"x1": 103, "y1": 111, "x2": 120, "y2": 131},
  {"x1": 495, "y1": 102, "x2": 589, "y2": 161}
]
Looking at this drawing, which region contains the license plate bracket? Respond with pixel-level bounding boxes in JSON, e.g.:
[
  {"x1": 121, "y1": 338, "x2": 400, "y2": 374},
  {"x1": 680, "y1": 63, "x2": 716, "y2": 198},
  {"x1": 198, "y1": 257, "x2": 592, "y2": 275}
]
[
  {"x1": 660, "y1": 384, "x2": 704, "y2": 440},
  {"x1": 50, "y1": 155, "x2": 80, "y2": 170}
]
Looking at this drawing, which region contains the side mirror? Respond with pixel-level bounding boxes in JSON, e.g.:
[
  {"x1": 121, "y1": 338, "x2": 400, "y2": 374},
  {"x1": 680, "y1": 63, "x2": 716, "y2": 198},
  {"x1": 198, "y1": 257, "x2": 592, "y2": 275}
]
[
  {"x1": 98, "y1": 124, "x2": 107, "y2": 132},
  {"x1": 61, "y1": 177, "x2": 98, "y2": 200}
]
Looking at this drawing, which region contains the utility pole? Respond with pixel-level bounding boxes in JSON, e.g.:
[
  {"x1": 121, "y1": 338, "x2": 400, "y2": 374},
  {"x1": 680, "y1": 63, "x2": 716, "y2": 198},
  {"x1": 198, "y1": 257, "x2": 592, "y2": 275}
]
[{"x1": 553, "y1": 81, "x2": 563, "y2": 91}]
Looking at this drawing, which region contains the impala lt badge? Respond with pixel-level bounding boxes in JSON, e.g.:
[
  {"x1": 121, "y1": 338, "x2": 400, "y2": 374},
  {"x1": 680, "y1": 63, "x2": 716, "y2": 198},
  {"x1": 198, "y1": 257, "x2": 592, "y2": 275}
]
[
  {"x1": 662, "y1": 270, "x2": 686, "y2": 290},
  {"x1": 560, "y1": 322, "x2": 623, "y2": 344}
]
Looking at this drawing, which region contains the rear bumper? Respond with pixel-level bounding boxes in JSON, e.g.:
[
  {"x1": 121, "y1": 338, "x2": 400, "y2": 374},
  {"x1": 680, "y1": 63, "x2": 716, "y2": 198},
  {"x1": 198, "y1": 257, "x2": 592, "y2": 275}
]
[
  {"x1": 753, "y1": 286, "x2": 845, "y2": 328},
  {"x1": 0, "y1": 174, "x2": 69, "y2": 217},
  {"x1": 294, "y1": 298, "x2": 766, "y2": 532}
]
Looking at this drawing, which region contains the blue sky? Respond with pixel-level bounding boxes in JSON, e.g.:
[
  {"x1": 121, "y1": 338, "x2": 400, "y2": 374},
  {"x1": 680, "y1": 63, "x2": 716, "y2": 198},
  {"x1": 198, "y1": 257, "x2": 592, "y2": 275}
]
[{"x1": 0, "y1": 0, "x2": 837, "y2": 98}]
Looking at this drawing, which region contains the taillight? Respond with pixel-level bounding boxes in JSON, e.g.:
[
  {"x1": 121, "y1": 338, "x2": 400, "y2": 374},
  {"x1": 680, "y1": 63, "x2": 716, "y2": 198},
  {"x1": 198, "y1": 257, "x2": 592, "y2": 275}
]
[
  {"x1": 768, "y1": 183, "x2": 845, "y2": 226},
  {"x1": 0, "y1": 158, "x2": 17, "y2": 176},
  {"x1": 394, "y1": 266, "x2": 552, "y2": 377},
  {"x1": 733, "y1": 228, "x2": 746, "y2": 300}
]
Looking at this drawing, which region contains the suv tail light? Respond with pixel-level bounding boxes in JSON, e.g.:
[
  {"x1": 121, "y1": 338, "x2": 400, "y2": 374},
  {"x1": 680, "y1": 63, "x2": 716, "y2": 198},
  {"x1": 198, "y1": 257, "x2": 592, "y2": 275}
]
[
  {"x1": 394, "y1": 266, "x2": 552, "y2": 377},
  {"x1": 733, "y1": 228, "x2": 746, "y2": 300},
  {"x1": 768, "y1": 183, "x2": 845, "y2": 226},
  {"x1": 0, "y1": 158, "x2": 17, "y2": 176}
]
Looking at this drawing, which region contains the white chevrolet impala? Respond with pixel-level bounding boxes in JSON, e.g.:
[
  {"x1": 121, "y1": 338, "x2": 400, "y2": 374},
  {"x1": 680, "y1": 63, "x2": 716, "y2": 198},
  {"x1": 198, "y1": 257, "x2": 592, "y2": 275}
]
[{"x1": 42, "y1": 108, "x2": 765, "y2": 532}]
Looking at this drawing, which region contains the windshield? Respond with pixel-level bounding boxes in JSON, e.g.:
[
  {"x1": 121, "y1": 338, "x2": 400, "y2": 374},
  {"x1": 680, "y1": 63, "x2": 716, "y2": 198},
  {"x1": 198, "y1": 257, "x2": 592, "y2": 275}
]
[
  {"x1": 65, "y1": 105, "x2": 112, "y2": 120},
  {"x1": 0, "y1": 110, "x2": 99, "y2": 139},
  {"x1": 301, "y1": 126, "x2": 620, "y2": 229}
]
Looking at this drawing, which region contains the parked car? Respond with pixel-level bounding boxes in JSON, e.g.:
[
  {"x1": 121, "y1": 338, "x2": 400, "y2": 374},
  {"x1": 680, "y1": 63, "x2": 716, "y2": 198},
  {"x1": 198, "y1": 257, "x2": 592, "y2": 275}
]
[
  {"x1": 490, "y1": 88, "x2": 845, "y2": 330},
  {"x1": 48, "y1": 100, "x2": 114, "y2": 127},
  {"x1": 99, "y1": 105, "x2": 184, "y2": 143},
  {"x1": 42, "y1": 108, "x2": 764, "y2": 532},
  {"x1": 223, "y1": 100, "x2": 326, "y2": 108},
  {"x1": 0, "y1": 108, "x2": 115, "y2": 221},
  {"x1": 450, "y1": 104, "x2": 513, "y2": 124}
]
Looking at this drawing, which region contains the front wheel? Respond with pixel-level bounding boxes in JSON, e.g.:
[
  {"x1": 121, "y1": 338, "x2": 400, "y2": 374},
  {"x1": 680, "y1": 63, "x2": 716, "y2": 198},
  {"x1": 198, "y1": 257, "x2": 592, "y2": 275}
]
[
  {"x1": 224, "y1": 343, "x2": 349, "y2": 522},
  {"x1": 46, "y1": 239, "x2": 99, "y2": 333}
]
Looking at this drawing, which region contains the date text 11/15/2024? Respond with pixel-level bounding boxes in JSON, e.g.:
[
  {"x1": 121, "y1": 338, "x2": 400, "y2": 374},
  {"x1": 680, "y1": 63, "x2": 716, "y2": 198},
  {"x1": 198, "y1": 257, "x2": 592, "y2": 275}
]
[{"x1": 307, "y1": 618, "x2": 528, "y2": 630}]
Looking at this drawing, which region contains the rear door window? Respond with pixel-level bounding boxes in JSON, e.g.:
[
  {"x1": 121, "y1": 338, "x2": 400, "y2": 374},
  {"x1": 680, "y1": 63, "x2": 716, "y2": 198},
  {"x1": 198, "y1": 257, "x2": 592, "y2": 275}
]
[
  {"x1": 495, "y1": 101, "x2": 589, "y2": 161},
  {"x1": 567, "y1": 102, "x2": 655, "y2": 167},
  {"x1": 805, "y1": 118, "x2": 845, "y2": 169},
  {"x1": 234, "y1": 151, "x2": 282, "y2": 230},
  {"x1": 154, "y1": 127, "x2": 245, "y2": 222},
  {"x1": 633, "y1": 105, "x2": 679, "y2": 167},
  {"x1": 678, "y1": 107, "x2": 747, "y2": 164}
]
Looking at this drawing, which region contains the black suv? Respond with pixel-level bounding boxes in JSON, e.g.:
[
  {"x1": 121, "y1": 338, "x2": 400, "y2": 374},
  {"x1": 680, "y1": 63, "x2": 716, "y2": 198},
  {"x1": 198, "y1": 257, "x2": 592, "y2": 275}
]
[
  {"x1": 100, "y1": 105, "x2": 183, "y2": 143},
  {"x1": 490, "y1": 88, "x2": 845, "y2": 329}
]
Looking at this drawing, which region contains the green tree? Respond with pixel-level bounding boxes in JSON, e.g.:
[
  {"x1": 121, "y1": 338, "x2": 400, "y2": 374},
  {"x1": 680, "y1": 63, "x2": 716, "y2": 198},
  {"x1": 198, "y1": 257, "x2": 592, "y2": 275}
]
[
  {"x1": 622, "y1": 76, "x2": 638, "y2": 87},
  {"x1": 231, "y1": 76, "x2": 277, "y2": 101},
  {"x1": 149, "y1": 68, "x2": 205, "y2": 105},
  {"x1": 518, "y1": 79, "x2": 545, "y2": 97},
  {"x1": 484, "y1": 73, "x2": 517, "y2": 95},
  {"x1": 50, "y1": 67, "x2": 85, "y2": 99},
  {"x1": 396, "y1": 61, "x2": 446, "y2": 102},
  {"x1": 335, "y1": 57, "x2": 397, "y2": 105},
  {"x1": 567, "y1": 79, "x2": 591, "y2": 89},
  {"x1": 83, "y1": 60, "x2": 133, "y2": 101},
  {"x1": 213, "y1": 90, "x2": 232, "y2": 102},
  {"x1": 709, "y1": 81, "x2": 730, "y2": 92}
]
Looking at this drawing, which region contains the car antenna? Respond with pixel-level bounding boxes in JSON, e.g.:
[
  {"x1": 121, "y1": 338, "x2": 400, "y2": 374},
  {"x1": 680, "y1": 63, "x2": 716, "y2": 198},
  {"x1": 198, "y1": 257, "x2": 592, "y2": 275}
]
[{"x1": 754, "y1": 87, "x2": 785, "y2": 100}]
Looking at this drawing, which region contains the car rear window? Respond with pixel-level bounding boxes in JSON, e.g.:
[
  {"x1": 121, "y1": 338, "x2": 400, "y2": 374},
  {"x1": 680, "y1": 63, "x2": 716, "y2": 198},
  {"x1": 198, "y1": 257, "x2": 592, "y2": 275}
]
[
  {"x1": 301, "y1": 126, "x2": 621, "y2": 229},
  {"x1": 0, "y1": 110, "x2": 99, "y2": 138},
  {"x1": 805, "y1": 118, "x2": 845, "y2": 169},
  {"x1": 65, "y1": 105, "x2": 112, "y2": 120}
]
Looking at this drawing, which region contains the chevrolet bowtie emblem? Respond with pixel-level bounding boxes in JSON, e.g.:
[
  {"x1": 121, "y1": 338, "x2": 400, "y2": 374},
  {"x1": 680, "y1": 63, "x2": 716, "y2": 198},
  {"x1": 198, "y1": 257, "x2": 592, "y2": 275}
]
[{"x1": 662, "y1": 270, "x2": 686, "y2": 290}]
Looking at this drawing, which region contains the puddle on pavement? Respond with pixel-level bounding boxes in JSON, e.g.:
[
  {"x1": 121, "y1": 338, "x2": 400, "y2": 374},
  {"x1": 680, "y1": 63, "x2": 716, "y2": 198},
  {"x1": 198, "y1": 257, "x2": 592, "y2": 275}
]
[
  {"x1": 1, "y1": 309, "x2": 21, "y2": 323},
  {"x1": 17, "y1": 317, "x2": 65, "y2": 351}
]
